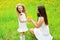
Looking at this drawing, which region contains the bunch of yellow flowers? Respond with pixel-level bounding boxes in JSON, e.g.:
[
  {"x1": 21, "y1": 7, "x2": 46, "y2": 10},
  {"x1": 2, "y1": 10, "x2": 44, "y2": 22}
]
[{"x1": 27, "y1": 14, "x2": 32, "y2": 18}]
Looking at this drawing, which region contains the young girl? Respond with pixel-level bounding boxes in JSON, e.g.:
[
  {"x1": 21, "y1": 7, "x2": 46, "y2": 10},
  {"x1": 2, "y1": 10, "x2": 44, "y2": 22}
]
[
  {"x1": 30, "y1": 5, "x2": 53, "y2": 40},
  {"x1": 16, "y1": 4, "x2": 29, "y2": 40}
]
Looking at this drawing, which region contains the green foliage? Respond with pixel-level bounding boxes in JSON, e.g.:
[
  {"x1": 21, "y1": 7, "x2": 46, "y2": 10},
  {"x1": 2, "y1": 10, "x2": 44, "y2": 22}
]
[{"x1": 0, "y1": 0, "x2": 60, "y2": 40}]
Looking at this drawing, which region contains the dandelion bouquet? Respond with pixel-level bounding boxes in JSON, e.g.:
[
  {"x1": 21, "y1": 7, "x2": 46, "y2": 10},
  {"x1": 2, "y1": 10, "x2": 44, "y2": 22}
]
[{"x1": 27, "y1": 14, "x2": 32, "y2": 18}]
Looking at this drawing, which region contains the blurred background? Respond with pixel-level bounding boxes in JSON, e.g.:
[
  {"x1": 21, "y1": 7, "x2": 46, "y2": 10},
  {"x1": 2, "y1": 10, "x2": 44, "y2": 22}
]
[{"x1": 0, "y1": 0, "x2": 60, "y2": 40}]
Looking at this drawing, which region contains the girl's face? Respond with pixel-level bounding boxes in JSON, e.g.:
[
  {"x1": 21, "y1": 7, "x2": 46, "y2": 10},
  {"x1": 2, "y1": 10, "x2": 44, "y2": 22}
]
[{"x1": 18, "y1": 5, "x2": 23, "y2": 12}]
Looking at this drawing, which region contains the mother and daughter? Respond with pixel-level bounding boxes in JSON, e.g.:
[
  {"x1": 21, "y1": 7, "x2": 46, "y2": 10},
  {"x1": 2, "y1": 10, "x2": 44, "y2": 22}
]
[{"x1": 16, "y1": 4, "x2": 53, "y2": 40}]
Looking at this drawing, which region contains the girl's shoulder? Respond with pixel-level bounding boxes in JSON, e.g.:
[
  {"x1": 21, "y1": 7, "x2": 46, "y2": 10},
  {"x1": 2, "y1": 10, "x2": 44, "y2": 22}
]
[
  {"x1": 19, "y1": 12, "x2": 24, "y2": 15},
  {"x1": 46, "y1": 25, "x2": 49, "y2": 27},
  {"x1": 21, "y1": 12, "x2": 26, "y2": 15}
]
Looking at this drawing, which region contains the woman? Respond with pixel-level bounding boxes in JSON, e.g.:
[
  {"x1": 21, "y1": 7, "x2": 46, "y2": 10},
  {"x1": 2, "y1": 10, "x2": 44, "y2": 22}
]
[{"x1": 29, "y1": 5, "x2": 53, "y2": 40}]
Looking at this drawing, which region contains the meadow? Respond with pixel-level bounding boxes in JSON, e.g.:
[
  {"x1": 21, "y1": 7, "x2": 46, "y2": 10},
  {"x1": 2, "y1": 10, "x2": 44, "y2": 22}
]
[{"x1": 0, "y1": 0, "x2": 60, "y2": 40}]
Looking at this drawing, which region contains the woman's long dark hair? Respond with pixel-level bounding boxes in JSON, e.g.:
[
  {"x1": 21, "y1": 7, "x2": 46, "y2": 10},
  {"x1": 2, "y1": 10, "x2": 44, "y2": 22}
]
[
  {"x1": 37, "y1": 5, "x2": 48, "y2": 25},
  {"x1": 16, "y1": 4, "x2": 26, "y2": 15}
]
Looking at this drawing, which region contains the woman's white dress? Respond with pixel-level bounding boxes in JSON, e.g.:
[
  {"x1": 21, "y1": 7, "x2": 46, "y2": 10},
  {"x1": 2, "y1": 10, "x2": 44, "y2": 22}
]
[
  {"x1": 34, "y1": 17, "x2": 53, "y2": 40},
  {"x1": 17, "y1": 13, "x2": 28, "y2": 32}
]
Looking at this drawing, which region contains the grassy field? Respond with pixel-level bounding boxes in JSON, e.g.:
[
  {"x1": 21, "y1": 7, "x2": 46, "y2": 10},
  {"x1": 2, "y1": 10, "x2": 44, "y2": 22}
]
[{"x1": 0, "y1": 0, "x2": 60, "y2": 40}]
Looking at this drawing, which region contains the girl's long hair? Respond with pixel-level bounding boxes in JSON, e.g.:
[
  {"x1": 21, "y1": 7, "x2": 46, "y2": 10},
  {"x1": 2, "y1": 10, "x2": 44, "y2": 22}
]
[
  {"x1": 16, "y1": 4, "x2": 26, "y2": 15},
  {"x1": 37, "y1": 5, "x2": 48, "y2": 25}
]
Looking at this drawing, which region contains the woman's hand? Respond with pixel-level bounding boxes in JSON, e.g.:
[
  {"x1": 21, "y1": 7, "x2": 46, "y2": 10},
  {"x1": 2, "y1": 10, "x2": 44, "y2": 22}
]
[{"x1": 30, "y1": 17, "x2": 44, "y2": 28}]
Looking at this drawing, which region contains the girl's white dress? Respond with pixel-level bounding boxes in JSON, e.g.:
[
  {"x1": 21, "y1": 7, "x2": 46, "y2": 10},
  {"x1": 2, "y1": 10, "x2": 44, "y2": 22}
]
[
  {"x1": 17, "y1": 13, "x2": 28, "y2": 32},
  {"x1": 34, "y1": 17, "x2": 53, "y2": 40}
]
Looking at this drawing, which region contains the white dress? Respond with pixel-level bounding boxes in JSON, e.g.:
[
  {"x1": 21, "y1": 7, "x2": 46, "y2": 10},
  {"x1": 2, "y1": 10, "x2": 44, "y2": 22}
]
[
  {"x1": 34, "y1": 17, "x2": 53, "y2": 40},
  {"x1": 17, "y1": 13, "x2": 28, "y2": 32}
]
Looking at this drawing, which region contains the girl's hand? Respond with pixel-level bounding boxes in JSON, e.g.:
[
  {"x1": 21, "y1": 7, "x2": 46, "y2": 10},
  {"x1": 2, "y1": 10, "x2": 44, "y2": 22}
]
[{"x1": 27, "y1": 18, "x2": 31, "y2": 22}]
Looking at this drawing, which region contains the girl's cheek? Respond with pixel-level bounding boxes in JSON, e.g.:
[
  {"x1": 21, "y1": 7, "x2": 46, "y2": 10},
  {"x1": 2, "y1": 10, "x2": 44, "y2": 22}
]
[
  {"x1": 19, "y1": 9, "x2": 21, "y2": 11},
  {"x1": 21, "y1": 9, "x2": 23, "y2": 11}
]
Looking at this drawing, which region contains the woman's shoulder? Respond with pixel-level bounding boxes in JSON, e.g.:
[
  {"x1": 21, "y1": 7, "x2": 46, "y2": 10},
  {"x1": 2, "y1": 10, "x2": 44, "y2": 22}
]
[
  {"x1": 38, "y1": 16, "x2": 44, "y2": 20},
  {"x1": 39, "y1": 16, "x2": 44, "y2": 18},
  {"x1": 38, "y1": 17, "x2": 44, "y2": 23}
]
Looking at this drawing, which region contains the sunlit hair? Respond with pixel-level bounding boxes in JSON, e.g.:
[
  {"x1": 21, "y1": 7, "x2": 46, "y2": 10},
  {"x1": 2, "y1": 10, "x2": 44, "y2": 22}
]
[{"x1": 16, "y1": 4, "x2": 26, "y2": 15}]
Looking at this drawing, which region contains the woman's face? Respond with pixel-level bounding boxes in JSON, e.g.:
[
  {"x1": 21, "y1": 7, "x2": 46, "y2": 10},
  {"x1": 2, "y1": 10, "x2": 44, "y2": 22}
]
[
  {"x1": 18, "y1": 5, "x2": 23, "y2": 12},
  {"x1": 37, "y1": 8, "x2": 41, "y2": 17}
]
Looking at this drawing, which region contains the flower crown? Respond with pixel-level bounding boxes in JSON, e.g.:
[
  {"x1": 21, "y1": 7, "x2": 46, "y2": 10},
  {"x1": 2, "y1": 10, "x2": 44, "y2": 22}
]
[{"x1": 16, "y1": 3, "x2": 25, "y2": 8}]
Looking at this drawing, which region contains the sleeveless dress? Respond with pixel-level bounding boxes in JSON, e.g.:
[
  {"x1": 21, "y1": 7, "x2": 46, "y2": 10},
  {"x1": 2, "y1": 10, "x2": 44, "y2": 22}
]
[
  {"x1": 34, "y1": 17, "x2": 53, "y2": 40},
  {"x1": 17, "y1": 13, "x2": 28, "y2": 32}
]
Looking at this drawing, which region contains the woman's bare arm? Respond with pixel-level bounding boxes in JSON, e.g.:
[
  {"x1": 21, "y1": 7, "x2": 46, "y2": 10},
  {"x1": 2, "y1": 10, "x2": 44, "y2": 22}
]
[{"x1": 31, "y1": 17, "x2": 44, "y2": 28}]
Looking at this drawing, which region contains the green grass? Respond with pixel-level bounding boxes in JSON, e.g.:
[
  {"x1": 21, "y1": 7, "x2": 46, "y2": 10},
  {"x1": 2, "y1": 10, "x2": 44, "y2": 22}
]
[{"x1": 0, "y1": 0, "x2": 60, "y2": 40}]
